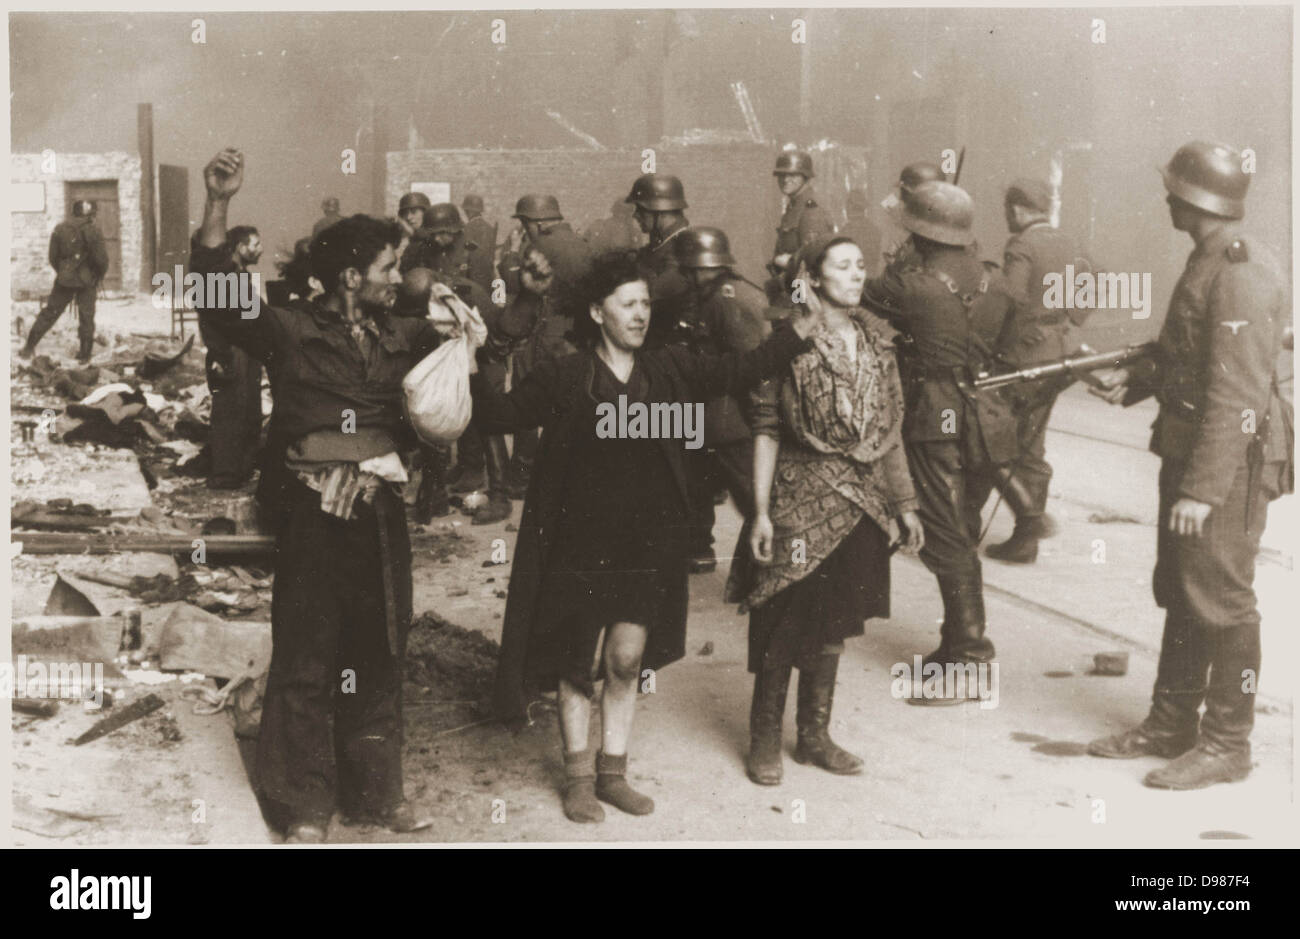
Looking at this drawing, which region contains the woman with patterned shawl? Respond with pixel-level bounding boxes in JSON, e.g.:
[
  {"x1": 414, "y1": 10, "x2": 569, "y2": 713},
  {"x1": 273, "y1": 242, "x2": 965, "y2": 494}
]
[{"x1": 726, "y1": 235, "x2": 924, "y2": 786}]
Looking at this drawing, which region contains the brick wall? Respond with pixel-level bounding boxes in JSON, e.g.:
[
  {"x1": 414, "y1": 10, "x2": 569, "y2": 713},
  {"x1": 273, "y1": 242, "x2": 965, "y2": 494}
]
[
  {"x1": 10, "y1": 152, "x2": 143, "y2": 300},
  {"x1": 387, "y1": 145, "x2": 833, "y2": 285}
]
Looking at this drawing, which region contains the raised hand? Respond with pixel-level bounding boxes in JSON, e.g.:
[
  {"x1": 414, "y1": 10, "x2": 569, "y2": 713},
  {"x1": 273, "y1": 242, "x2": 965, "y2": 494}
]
[{"x1": 204, "y1": 149, "x2": 244, "y2": 200}]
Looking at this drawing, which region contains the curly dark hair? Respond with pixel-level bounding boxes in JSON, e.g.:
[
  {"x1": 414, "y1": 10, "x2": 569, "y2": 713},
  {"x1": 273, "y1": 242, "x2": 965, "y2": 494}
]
[
  {"x1": 565, "y1": 249, "x2": 645, "y2": 347},
  {"x1": 309, "y1": 214, "x2": 403, "y2": 294}
]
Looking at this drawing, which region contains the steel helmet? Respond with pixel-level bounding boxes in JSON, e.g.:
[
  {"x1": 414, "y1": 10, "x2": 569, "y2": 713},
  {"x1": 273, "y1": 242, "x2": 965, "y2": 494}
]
[
  {"x1": 512, "y1": 194, "x2": 564, "y2": 222},
  {"x1": 624, "y1": 174, "x2": 688, "y2": 211},
  {"x1": 72, "y1": 200, "x2": 97, "y2": 218},
  {"x1": 673, "y1": 227, "x2": 736, "y2": 269},
  {"x1": 425, "y1": 203, "x2": 464, "y2": 234},
  {"x1": 773, "y1": 150, "x2": 815, "y2": 179},
  {"x1": 888, "y1": 181, "x2": 975, "y2": 247},
  {"x1": 461, "y1": 193, "x2": 485, "y2": 215},
  {"x1": 1160, "y1": 141, "x2": 1249, "y2": 220},
  {"x1": 398, "y1": 192, "x2": 432, "y2": 213},
  {"x1": 899, "y1": 161, "x2": 946, "y2": 193}
]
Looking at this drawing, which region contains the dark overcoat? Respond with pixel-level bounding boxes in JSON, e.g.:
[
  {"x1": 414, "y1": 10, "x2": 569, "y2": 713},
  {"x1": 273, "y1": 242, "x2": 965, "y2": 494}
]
[{"x1": 470, "y1": 323, "x2": 810, "y2": 724}]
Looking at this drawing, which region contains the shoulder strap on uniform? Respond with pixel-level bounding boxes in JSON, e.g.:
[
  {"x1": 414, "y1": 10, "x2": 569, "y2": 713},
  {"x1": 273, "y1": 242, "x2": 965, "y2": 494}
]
[
  {"x1": 1226, "y1": 238, "x2": 1249, "y2": 263},
  {"x1": 925, "y1": 268, "x2": 988, "y2": 309}
]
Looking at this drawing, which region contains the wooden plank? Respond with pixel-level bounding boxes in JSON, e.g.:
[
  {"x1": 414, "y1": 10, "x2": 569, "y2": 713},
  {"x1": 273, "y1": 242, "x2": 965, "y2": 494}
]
[{"x1": 15, "y1": 532, "x2": 275, "y2": 556}]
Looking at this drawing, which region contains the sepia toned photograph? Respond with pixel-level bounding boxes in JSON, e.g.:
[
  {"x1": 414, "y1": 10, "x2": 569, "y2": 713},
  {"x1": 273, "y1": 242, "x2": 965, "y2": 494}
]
[{"x1": 5, "y1": 3, "x2": 1293, "y2": 869}]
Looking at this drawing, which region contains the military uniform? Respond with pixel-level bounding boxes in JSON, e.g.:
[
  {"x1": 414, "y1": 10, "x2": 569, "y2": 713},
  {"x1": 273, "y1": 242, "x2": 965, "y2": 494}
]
[
  {"x1": 23, "y1": 215, "x2": 109, "y2": 360},
  {"x1": 863, "y1": 239, "x2": 1017, "y2": 665},
  {"x1": 1124, "y1": 224, "x2": 1287, "y2": 686},
  {"x1": 1088, "y1": 140, "x2": 1292, "y2": 788},
  {"x1": 767, "y1": 186, "x2": 835, "y2": 305},
  {"x1": 683, "y1": 272, "x2": 772, "y2": 558},
  {"x1": 993, "y1": 220, "x2": 1094, "y2": 530},
  {"x1": 463, "y1": 215, "x2": 498, "y2": 291},
  {"x1": 400, "y1": 230, "x2": 474, "y2": 283},
  {"x1": 639, "y1": 224, "x2": 696, "y2": 349}
]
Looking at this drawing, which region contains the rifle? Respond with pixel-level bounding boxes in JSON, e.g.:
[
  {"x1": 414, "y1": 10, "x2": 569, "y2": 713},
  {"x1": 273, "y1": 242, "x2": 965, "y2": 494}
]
[{"x1": 972, "y1": 342, "x2": 1158, "y2": 392}]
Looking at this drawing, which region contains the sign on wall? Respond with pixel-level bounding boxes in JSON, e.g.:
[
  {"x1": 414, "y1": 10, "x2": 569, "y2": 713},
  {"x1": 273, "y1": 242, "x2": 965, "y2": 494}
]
[
  {"x1": 411, "y1": 182, "x2": 451, "y2": 205},
  {"x1": 10, "y1": 182, "x2": 46, "y2": 212}
]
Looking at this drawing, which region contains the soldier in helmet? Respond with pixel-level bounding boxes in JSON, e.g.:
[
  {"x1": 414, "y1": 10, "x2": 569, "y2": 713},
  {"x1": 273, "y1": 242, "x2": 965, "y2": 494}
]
[
  {"x1": 401, "y1": 202, "x2": 481, "y2": 289},
  {"x1": 767, "y1": 150, "x2": 835, "y2": 303},
  {"x1": 1087, "y1": 142, "x2": 1290, "y2": 790},
  {"x1": 880, "y1": 162, "x2": 947, "y2": 271},
  {"x1": 624, "y1": 173, "x2": 694, "y2": 349},
  {"x1": 673, "y1": 227, "x2": 773, "y2": 573},
  {"x1": 20, "y1": 199, "x2": 109, "y2": 362},
  {"x1": 862, "y1": 181, "x2": 1019, "y2": 702},
  {"x1": 397, "y1": 191, "x2": 432, "y2": 238},
  {"x1": 496, "y1": 194, "x2": 592, "y2": 496},
  {"x1": 461, "y1": 194, "x2": 498, "y2": 291},
  {"x1": 983, "y1": 178, "x2": 1095, "y2": 564}
]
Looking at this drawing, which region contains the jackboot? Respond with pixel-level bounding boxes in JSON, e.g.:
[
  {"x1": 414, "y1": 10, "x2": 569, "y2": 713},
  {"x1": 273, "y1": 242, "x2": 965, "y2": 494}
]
[
  {"x1": 595, "y1": 751, "x2": 655, "y2": 815},
  {"x1": 746, "y1": 661, "x2": 792, "y2": 785},
  {"x1": 472, "y1": 434, "x2": 513, "y2": 525},
  {"x1": 912, "y1": 573, "x2": 994, "y2": 707},
  {"x1": 561, "y1": 749, "x2": 604, "y2": 823},
  {"x1": 792, "y1": 654, "x2": 863, "y2": 774},
  {"x1": 1144, "y1": 624, "x2": 1258, "y2": 790},
  {"x1": 1089, "y1": 611, "x2": 1207, "y2": 759},
  {"x1": 921, "y1": 573, "x2": 995, "y2": 668},
  {"x1": 986, "y1": 472, "x2": 1050, "y2": 563}
]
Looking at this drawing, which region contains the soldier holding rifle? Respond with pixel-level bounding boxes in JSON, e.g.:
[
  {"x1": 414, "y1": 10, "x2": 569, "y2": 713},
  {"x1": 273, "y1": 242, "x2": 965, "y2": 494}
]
[{"x1": 1087, "y1": 141, "x2": 1291, "y2": 790}]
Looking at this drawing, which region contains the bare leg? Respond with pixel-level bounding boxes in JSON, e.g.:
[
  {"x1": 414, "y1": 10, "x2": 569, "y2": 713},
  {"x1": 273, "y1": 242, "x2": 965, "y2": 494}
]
[
  {"x1": 600, "y1": 622, "x2": 647, "y2": 756},
  {"x1": 595, "y1": 622, "x2": 654, "y2": 815},
  {"x1": 557, "y1": 678, "x2": 592, "y2": 754}
]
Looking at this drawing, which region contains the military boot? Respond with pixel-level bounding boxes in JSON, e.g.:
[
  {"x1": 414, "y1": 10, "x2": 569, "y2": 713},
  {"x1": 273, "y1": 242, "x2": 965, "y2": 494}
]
[
  {"x1": 985, "y1": 473, "x2": 1050, "y2": 564},
  {"x1": 472, "y1": 434, "x2": 513, "y2": 525},
  {"x1": 746, "y1": 661, "x2": 792, "y2": 785},
  {"x1": 912, "y1": 573, "x2": 994, "y2": 707},
  {"x1": 792, "y1": 654, "x2": 863, "y2": 774},
  {"x1": 1144, "y1": 624, "x2": 1257, "y2": 790},
  {"x1": 1089, "y1": 610, "x2": 1209, "y2": 759}
]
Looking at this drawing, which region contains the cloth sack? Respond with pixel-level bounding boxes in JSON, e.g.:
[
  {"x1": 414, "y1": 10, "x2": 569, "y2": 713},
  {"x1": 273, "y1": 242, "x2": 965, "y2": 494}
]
[{"x1": 403, "y1": 285, "x2": 487, "y2": 444}]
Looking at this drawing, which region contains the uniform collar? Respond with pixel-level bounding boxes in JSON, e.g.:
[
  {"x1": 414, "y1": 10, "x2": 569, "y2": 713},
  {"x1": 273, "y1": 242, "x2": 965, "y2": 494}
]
[
  {"x1": 1191, "y1": 222, "x2": 1241, "y2": 262},
  {"x1": 650, "y1": 223, "x2": 689, "y2": 254}
]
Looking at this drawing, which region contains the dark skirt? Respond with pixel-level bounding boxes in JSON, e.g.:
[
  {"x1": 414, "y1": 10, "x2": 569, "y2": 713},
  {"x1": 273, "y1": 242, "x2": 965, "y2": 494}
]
[{"x1": 747, "y1": 513, "x2": 891, "y2": 673}]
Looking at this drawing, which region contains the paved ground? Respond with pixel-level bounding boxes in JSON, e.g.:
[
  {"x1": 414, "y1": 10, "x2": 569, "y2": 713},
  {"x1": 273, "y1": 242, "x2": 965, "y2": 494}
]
[{"x1": 8, "y1": 300, "x2": 1295, "y2": 845}]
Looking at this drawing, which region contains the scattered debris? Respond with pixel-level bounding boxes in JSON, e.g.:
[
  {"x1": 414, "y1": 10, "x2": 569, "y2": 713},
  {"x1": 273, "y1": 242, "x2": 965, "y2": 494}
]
[
  {"x1": 696, "y1": 641, "x2": 714, "y2": 656},
  {"x1": 1090, "y1": 651, "x2": 1129, "y2": 676},
  {"x1": 157, "y1": 604, "x2": 272, "y2": 680},
  {"x1": 72, "y1": 692, "x2": 166, "y2": 746},
  {"x1": 17, "y1": 531, "x2": 275, "y2": 556},
  {"x1": 1087, "y1": 511, "x2": 1143, "y2": 525},
  {"x1": 14, "y1": 700, "x2": 59, "y2": 718},
  {"x1": 404, "y1": 611, "x2": 501, "y2": 705}
]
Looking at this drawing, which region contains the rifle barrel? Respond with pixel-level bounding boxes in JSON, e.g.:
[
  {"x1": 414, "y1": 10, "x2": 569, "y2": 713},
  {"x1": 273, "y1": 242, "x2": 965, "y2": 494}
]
[{"x1": 973, "y1": 344, "x2": 1154, "y2": 391}]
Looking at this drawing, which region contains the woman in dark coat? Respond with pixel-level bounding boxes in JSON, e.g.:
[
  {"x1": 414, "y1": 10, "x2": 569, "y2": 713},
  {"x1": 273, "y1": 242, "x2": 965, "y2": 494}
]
[
  {"x1": 726, "y1": 236, "x2": 924, "y2": 786},
  {"x1": 470, "y1": 251, "x2": 821, "y2": 823}
]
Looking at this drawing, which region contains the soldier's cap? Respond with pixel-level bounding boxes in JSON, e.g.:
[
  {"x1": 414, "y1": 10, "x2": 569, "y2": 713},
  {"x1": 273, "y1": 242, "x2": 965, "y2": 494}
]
[
  {"x1": 1005, "y1": 178, "x2": 1053, "y2": 214},
  {"x1": 673, "y1": 227, "x2": 736, "y2": 269}
]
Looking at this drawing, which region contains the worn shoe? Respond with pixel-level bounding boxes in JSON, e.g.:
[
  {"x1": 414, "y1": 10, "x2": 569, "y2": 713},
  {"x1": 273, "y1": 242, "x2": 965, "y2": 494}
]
[
  {"x1": 595, "y1": 751, "x2": 655, "y2": 815},
  {"x1": 284, "y1": 822, "x2": 327, "y2": 844},
  {"x1": 1143, "y1": 743, "x2": 1252, "y2": 790},
  {"x1": 562, "y1": 749, "x2": 604, "y2": 823},
  {"x1": 1087, "y1": 722, "x2": 1198, "y2": 760},
  {"x1": 792, "y1": 654, "x2": 863, "y2": 775}
]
